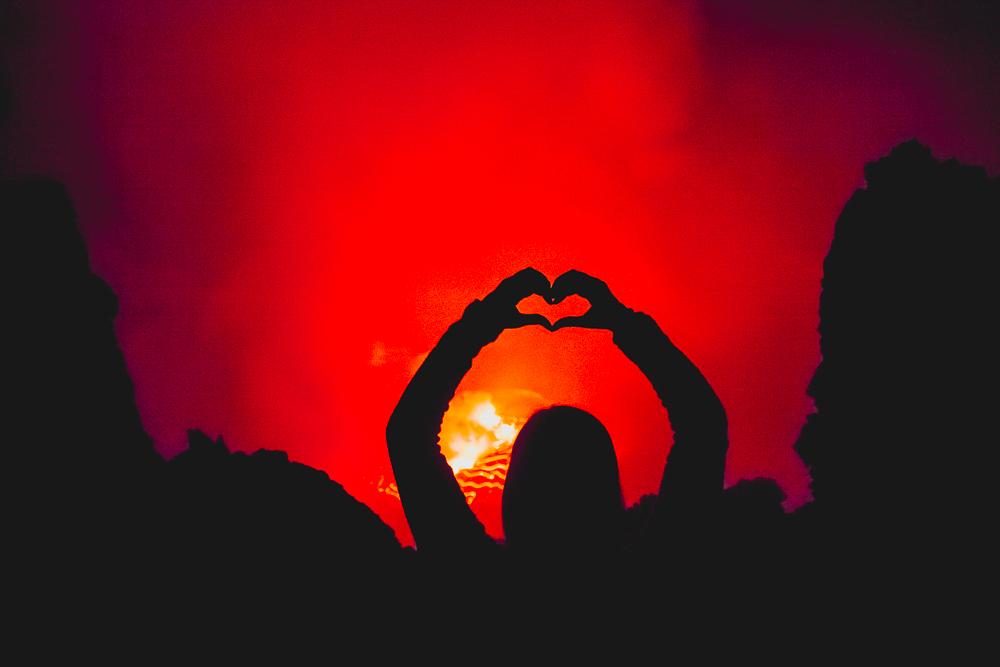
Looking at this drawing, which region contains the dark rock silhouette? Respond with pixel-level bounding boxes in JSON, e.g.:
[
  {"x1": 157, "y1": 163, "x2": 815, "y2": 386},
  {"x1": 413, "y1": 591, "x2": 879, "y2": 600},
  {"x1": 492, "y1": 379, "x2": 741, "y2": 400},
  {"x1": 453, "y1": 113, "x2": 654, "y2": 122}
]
[
  {"x1": 721, "y1": 478, "x2": 786, "y2": 539},
  {"x1": 6, "y1": 177, "x2": 402, "y2": 602},
  {"x1": 622, "y1": 478, "x2": 786, "y2": 558},
  {"x1": 0, "y1": 1, "x2": 19, "y2": 144},
  {"x1": 6, "y1": 177, "x2": 160, "y2": 552},
  {"x1": 793, "y1": 140, "x2": 998, "y2": 573},
  {"x1": 8, "y1": 178, "x2": 155, "y2": 463},
  {"x1": 159, "y1": 429, "x2": 402, "y2": 571}
]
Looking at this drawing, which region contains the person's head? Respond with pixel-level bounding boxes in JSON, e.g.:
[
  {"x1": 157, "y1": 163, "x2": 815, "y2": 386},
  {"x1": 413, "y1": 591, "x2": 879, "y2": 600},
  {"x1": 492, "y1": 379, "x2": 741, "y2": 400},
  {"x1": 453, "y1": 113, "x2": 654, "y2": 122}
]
[{"x1": 501, "y1": 406, "x2": 624, "y2": 553}]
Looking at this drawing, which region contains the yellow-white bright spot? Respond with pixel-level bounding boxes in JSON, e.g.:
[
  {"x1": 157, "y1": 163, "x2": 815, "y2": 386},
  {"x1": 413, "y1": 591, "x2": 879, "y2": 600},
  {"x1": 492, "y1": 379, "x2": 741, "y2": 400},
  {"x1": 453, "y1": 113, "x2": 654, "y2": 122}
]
[{"x1": 443, "y1": 397, "x2": 523, "y2": 474}]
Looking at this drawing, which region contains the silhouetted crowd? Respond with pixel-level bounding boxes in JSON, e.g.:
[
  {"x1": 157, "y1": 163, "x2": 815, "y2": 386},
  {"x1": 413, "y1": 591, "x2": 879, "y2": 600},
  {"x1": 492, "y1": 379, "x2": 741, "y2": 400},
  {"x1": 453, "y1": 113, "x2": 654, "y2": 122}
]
[{"x1": 6, "y1": 142, "x2": 998, "y2": 638}]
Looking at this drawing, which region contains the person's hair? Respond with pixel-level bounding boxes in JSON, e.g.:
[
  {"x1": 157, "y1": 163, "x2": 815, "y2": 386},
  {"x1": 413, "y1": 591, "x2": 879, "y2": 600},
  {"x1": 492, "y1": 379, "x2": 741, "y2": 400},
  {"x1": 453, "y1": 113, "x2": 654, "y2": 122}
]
[{"x1": 501, "y1": 405, "x2": 624, "y2": 552}]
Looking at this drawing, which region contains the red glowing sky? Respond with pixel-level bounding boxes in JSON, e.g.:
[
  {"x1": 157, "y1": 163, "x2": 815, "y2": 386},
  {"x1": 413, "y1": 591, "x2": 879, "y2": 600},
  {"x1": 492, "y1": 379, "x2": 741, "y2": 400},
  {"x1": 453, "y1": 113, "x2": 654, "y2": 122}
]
[{"x1": 5, "y1": 1, "x2": 998, "y2": 542}]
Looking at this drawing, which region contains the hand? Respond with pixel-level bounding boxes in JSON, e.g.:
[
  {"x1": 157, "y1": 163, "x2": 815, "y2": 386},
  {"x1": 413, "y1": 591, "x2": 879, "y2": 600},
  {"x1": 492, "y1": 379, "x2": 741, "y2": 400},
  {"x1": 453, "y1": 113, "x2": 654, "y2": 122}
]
[
  {"x1": 477, "y1": 267, "x2": 553, "y2": 330},
  {"x1": 548, "y1": 269, "x2": 630, "y2": 331}
]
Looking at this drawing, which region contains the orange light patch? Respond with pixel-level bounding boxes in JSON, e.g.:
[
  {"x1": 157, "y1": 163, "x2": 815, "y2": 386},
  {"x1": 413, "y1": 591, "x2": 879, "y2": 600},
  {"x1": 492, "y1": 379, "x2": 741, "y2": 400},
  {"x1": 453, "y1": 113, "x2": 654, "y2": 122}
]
[{"x1": 379, "y1": 389, "x2": 548, "y2": 505}]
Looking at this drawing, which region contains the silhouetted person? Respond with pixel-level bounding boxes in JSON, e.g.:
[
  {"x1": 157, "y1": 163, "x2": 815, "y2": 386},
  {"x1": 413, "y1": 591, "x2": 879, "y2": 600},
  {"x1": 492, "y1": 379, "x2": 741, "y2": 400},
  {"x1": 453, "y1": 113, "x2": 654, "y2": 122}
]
[{"x1": 386, "y1": 268, "x2": 728, "y2": 564}]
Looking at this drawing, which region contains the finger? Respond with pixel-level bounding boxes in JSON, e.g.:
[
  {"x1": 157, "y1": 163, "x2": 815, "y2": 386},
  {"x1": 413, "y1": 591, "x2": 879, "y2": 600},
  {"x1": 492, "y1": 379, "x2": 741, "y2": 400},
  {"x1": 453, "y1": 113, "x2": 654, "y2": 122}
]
[
  {"x1": 495, "y1": 267, "x2": 550, "y2": 302},
  {"x1": 551, "y1": 312, "x2": 600, "y2": 331},
  {"x1": 510, "y1": 312, "x2": 552, "y2": 330},
  {"x1": 550, "y1": 269, "x2": 605, "y2": 304}
]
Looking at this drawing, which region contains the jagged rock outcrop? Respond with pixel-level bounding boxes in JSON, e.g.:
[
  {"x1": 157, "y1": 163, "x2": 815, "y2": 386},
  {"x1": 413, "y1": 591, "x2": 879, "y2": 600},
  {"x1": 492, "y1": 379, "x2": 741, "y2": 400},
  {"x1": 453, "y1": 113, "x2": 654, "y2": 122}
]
[
  {"x1": 5, "y1": 177, "x2": 402, "y2": 587},
  {"x1": 794, "y1": 141, "x2": 999, "y2": 547}
]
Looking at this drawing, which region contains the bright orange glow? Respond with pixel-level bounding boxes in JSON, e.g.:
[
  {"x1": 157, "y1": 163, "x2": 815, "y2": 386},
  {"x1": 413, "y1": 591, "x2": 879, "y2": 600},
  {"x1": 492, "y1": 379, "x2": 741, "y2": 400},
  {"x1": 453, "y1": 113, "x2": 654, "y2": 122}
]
[
  {"x1": 444, "y1": 393, "x2": 520, "y2": 474},
  {"x1": 379, "y1": 390, "x2": 546, "y2": 505}
]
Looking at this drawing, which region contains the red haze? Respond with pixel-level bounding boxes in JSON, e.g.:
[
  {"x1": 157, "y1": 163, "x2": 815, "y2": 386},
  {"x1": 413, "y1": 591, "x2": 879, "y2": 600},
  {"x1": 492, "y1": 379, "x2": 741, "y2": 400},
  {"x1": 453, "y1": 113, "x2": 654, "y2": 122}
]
[{"x1": 6, "y1": 1, "x2": 998, "y2": 543}]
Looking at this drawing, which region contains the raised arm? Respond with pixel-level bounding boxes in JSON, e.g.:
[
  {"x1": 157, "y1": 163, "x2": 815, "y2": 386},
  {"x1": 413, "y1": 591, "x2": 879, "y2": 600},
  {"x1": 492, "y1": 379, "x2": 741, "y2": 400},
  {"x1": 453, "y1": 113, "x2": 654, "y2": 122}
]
[
  {"x1": 550, "y1": 270, "x2": 729, "y2": 543},
  {"x1": 386, "y1": 268, "x2": 550, "y2": 557}
]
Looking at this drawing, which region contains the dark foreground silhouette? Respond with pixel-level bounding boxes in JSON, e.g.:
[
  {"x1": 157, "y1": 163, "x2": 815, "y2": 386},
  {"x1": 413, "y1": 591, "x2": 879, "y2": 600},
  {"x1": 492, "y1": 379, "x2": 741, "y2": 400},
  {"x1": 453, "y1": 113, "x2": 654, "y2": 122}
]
[
  {"x1": 792, "y1": 141, "x2": 998, "y2": 583},
  {"x1": 6, "y1": 141, "x2": 998, "y2": 633}
]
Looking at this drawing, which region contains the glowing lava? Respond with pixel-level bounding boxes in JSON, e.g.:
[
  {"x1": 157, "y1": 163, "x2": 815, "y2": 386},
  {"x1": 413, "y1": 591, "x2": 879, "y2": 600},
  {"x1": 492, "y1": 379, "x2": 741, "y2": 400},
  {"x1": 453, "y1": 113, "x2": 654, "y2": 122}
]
[
  {"x1": 443, "y1": 393, "x2": 520, "y2": 473},
  {"x1": 380, "y1": 390, "x2": 543, "y2": 505}
]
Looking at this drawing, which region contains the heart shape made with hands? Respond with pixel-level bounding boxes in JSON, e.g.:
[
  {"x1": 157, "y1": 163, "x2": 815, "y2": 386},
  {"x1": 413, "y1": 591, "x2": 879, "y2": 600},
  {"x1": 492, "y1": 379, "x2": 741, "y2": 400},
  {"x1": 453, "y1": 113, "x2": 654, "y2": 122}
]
[
  {"x1": 516, "y1": 293, "x2": 592, "y2": 328},
  {"x1": 501, "y1": 268, "x2": 622, "y2": 331}
]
